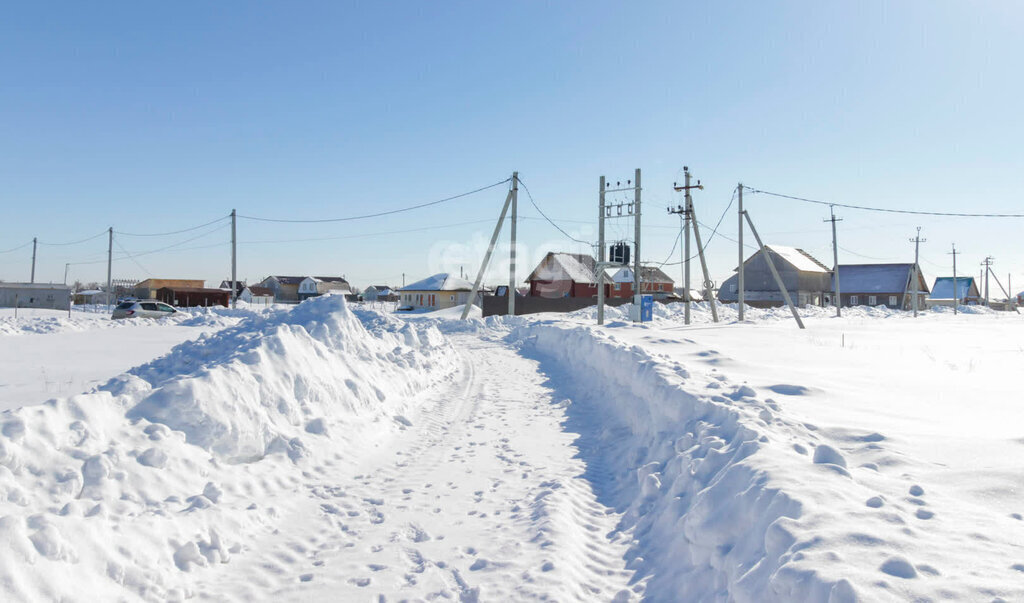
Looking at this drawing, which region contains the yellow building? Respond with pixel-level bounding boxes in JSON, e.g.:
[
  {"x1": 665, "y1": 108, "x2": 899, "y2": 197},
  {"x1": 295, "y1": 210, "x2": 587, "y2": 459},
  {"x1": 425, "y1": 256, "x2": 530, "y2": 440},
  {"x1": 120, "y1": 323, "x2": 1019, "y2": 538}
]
[
  {"x1": 134, "y1": 278, "x2": 204, "y2": 300},
  {"x1": 398, "y1": 273, "x2": 476, "y2": 311}
]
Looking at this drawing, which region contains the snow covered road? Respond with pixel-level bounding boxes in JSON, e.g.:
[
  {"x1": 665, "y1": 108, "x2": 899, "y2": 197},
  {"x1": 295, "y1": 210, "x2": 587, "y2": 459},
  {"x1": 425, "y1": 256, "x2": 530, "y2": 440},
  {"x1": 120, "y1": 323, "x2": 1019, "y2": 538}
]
[{"x1": 193, "y1": 332, "x2": 636, "y2": 601}]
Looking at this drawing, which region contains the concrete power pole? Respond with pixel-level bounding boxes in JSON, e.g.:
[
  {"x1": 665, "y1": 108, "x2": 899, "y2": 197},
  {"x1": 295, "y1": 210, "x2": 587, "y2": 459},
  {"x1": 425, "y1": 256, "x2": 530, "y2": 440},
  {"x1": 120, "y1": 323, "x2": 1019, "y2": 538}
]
[
  {"x1": 670, "y1": 168, "x2": 709, "y2": 324},
  {"x1": 982, "y1": 256, "x2": 994, "y2": 306},
  {"x1": 106, "y1": 227, "x2": 113, "y2": 311},
  {"x1": 231, "y1": 209, "x2": 237, "y2": 309},
  {"x1": 597, "y1": 176, "x2": 606, "y2": 325},
  {"x1": 909, "y1": 227, "x2": 926, "y2": 317},
  {"x1": 949, "y1": 243, "x2": 959, "y2": 315},
  {"x1": 30, "y1": 237, "x2": 37, "y2": 284},
  {"x1": 633, "y1": 168, "x2": 641, "y2": 320},
  {"x1": 825, "y1": 206, "x2": 842, "y2": 317},
  {"x1": 737, "y1": 184, "x2": 744, "y2": 321},
  {"x1": 461, "y1": 175, "x2": 516, "y2": 321},
  {"x1": 508, "y1": 172, "x2": 518, "y2": 317},
  {"x1": 686, "y1": 173, "x2": 719, "y2": 323}
]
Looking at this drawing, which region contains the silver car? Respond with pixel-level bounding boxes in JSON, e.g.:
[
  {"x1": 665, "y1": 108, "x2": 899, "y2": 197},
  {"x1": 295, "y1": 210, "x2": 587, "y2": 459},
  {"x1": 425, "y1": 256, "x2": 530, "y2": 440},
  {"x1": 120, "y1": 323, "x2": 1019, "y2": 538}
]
[{"x1": 111, "y1": 300, "x2": 178, "y2": 320}]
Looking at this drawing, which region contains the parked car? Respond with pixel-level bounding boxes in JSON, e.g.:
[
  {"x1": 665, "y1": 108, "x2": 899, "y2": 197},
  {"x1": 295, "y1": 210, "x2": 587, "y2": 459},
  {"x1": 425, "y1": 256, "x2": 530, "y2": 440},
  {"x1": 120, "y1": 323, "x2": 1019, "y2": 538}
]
[{"x1": 111, "y1": 300, "x2": 178, "y2": 319}]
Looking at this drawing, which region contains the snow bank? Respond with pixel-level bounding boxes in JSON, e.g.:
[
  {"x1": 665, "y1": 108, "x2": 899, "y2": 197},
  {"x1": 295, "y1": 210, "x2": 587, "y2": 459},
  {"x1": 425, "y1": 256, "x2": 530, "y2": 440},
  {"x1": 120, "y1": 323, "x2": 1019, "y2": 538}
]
[
  {"x1": 510, "y1": 322, "x2": 858, "y2": 601},
  {"x1": 0, "y1": 305, "x2": 265, "y2": 336},
  {"x1": 0, "y1": 296, "x2": 459, "y2": 600}
]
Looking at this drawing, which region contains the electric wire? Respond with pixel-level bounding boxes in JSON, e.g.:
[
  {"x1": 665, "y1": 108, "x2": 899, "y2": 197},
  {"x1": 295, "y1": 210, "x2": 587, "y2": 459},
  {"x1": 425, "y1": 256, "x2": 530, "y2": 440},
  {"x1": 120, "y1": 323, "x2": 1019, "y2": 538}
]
[
  {"x1": 744, "y1": 186, "x2": 1024, "y2": 218},
  {"x1": 238, "y1": 179, "x2": 511, "y2": 224},
  {"x1": 38, "y1": 230, "x2": 109, "y2": 246},
  {"x1": 115, "y1": 215, "x2": 230, "y2": 237},
  {"x1": 113, "y1": 237, "x2": 153, "y2": 277},
  {"x1": 0, "y1": 241, "x2": 33, "y2": 254},
  {"x1": 516, "y1": 178, "x2": 593, "y2": 246},
  {"x1": 237, "y1": 219, "x2": 498, "y2": 245},
  {"x1": 660, "y1": 188, "x2": 738, "y2": 267}
]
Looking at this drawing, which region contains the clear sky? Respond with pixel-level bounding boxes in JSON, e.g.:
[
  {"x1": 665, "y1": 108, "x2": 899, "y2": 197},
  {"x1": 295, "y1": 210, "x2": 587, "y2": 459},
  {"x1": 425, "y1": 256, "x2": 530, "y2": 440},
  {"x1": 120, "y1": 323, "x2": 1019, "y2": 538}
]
[{"x1": 2, "y1": 1, "x2": 1023, "y2": 294}]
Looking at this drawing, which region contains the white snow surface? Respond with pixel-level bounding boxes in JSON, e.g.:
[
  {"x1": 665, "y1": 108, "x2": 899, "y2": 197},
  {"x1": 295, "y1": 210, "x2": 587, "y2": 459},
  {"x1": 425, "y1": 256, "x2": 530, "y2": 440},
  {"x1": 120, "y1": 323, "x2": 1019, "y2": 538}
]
[
  {"x1": 765, "y1": 245, "x2": 830, "y2": 273},
  {"x1": 1, "y1": 297, "x2": 1022, "y2": 601}
]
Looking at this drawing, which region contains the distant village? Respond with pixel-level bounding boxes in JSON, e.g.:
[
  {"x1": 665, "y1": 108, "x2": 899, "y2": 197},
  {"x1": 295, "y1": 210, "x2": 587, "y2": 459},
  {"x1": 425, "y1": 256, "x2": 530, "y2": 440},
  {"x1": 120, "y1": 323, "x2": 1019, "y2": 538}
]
[{"x1": 0, "y1": 245, "x2": 1018, "y2": 315}]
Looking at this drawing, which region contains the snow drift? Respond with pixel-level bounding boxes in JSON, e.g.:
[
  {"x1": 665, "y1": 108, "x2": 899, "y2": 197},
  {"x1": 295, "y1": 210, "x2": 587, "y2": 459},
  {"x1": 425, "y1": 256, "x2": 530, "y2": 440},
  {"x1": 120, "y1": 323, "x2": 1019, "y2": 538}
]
[{"x1": 0, "y1": 296, "x2": 458, "y2": 600}]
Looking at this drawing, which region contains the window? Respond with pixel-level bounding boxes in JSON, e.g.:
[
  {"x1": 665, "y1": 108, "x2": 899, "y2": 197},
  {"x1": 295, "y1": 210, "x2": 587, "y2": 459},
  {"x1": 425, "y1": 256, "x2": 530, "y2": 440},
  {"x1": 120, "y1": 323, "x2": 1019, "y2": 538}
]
[
  {"x1": 614, "y1": 283, "x2": 621, "y2": 291},
  {"x1": 868, "y1": 295, "x2": 877, "y2": 306},
  {"x1": 730, "y1": 284, "x2": 737, "y2": 292},
  {"x1": 889, "y1": 296, "x2": 898, "y2": 306},
  {"x1": 450, "y1": 295, "x2": 454, "y2": 301},
  {"x1": 850, "y1": 295, "x2": 859, "y2": 305}
]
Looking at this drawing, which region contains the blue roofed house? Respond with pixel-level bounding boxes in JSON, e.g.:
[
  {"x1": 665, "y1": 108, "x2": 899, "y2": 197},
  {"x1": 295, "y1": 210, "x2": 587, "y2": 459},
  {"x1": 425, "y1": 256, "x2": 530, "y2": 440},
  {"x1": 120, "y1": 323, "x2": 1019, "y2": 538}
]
[
  {"x1": 928, "y1": 276, "x2": 981, "y2": 307},
  {"x1": 834, "y1": 263, "x2": 929, "y2": 309}
]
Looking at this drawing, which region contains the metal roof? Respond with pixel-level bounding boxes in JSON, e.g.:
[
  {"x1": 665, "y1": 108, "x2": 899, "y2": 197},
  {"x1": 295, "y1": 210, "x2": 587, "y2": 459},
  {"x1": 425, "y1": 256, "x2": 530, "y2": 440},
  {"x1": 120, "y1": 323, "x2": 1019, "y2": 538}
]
[
  {"x1": 930, "y1": 277, "x2": 977, "y2": 299},
  {"x1": 399, "y1": 273, "x2": 475, "y2": 292},
  {"x1": 835, "y1": 264, "x2": 915, "y2": 293}
]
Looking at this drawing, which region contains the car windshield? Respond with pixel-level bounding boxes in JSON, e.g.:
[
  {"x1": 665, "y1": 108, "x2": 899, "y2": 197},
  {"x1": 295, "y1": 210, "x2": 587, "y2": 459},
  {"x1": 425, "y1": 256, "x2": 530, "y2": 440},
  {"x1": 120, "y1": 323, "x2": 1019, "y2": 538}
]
[{"x1": 115, "y1": 302, "x2": 135, "y2": 309}]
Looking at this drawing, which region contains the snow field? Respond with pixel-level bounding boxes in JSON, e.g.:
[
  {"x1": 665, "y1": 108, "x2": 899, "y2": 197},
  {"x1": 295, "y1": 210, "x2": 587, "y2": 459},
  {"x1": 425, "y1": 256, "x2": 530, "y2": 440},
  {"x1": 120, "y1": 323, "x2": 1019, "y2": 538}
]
[{"x1": 0, "y1": 296, "x2": 459, "y2": 600}]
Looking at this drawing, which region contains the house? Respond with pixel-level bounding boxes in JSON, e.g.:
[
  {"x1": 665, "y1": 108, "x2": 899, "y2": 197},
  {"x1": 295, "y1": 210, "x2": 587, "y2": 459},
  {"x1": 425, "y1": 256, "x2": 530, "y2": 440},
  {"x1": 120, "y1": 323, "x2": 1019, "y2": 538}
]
[
  {"x1": 72, "y1": 289, "x2": 108, "y2": 305},
  {"x1": 527, "y1": 252, "x2": 599, "y2": 298},
  {"x1": 256, "y1": 276, "x2": 305, "y2": 303},
  {"x1": 364, "y1": 285, "x2": 398, "y2": 302},
  {"x1": 156, "y1": 287, "x2": 230, "y2": 308},
  {"x1": 929, "y1": 277, "x2": 982, "y2": 307},
  {"x1": 297, "y1": 276, "x2": 352, "y2": 300},
  {"x1": 219, "y1": 280, "x2": 250, "y2": 302},
  {"x1": 717, "y1": 245, "x2": 831, "y2": 308},
  {"x1": 608, "y1": 266, "x2": 676, "y2": 299},
  {"x1": 834, "y1": 264, "x2": 930, "y2": 309},
  {"x1": 134, "y1": 278, "x2": 204, "y2": 301},
  {"x1": 248, "y1": 286, "x2": 275, "y2": 306},
  {"x1": 0, "y1": 283, "x2": 72, "y2": 310},
  {"x1": 398, "y1": 273, "x2": 476, "y2": 311}
]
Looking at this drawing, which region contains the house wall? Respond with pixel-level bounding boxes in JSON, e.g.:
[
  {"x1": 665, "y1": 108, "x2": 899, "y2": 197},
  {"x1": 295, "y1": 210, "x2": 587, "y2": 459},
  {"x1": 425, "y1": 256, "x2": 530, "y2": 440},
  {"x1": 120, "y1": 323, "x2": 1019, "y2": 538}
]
[
  {"x1": 399, "y1": 289, "x2": 470, "y2": 311},
  {"x1": 0, "y1": 286, "x2": 71, "y2": 310},
  {"x1": 718, "y1": 252, "x2": 830, "y2": 306},
  {"x1": 156, "y1": 288, "x2": 230, "y2": 308}
]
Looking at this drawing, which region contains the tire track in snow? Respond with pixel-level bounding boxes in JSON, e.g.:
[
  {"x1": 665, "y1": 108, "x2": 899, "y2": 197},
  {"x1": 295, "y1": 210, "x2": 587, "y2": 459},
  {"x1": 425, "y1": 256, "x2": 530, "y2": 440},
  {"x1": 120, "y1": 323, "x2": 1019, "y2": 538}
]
[{"x1": 192, "y1": 333, "x2": 636, "y2": 601}]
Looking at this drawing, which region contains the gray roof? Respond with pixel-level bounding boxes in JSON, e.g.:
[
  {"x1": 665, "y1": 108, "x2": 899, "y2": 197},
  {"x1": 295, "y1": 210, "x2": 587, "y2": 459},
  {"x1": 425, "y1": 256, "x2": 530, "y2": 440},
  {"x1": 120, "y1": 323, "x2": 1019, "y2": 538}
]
[
  {"x1": 270, "y1": 276, "x2": 305, "y2": 285},
  {"x1": 834, "y1": 264, "x2": 916, "y2": 293},
  {"x1": 399, "y1": 273, "x2": 475, "y2": 292},
  {"x1": 0, "y1": 282, "x2": 72, "y2": 291},
  {"x1": 313, "y1": 276, "x2": 349, "y2": 284}
]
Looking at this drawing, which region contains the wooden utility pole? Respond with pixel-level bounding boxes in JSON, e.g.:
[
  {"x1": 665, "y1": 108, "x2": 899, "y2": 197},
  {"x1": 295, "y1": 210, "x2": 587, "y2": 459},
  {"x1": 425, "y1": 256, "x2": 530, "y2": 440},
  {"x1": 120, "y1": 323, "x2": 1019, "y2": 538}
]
[
  {"x1": 825, "y1": 206, "x2": 842, "y2": 317},
  {"x1": 909, "y1": 227, "x2": 926, "y2": 317},
  {"x1": 737, "y1": 184, "x2": 744, "y2": 321}
]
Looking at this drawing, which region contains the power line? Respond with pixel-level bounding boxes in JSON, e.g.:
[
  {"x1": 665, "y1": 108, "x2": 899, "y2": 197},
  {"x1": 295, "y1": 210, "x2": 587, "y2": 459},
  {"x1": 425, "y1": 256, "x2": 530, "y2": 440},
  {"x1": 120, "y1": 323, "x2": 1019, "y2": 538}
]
[
  {"x1": 237, "y1": 218, "x2": 498, "y2": 246},
  {"x1": 238, "y1": 178, "x2": 511, "y2": 224},
  {"x1": 115, "y1": 215, "x2": 231, "y2": 237},
  {"x1": 0, "y1": 241, "x2": 33, "y2": 254},
  {"x1": 745, "y1": 186, "x2": 1024, "y2": 218},
  {"x1": 516, "y1": 178, "x2": 592, "y2": 246},
  {"x1": 660, "y1": 188, "x2": 738, "y2": 266},
  {"x1": 113, "y1": 237, "x2": 153, "y2": 277},
  {"x1": 38, "y1": 230, "x2": 109, "y2": 246}
]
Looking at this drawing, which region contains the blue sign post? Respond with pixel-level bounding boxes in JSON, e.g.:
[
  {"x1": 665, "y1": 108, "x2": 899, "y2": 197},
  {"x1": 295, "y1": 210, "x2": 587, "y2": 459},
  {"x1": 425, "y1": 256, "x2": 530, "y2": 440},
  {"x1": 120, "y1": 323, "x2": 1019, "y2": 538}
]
[{"x1": 640, "y1": 294, "x2": 653, "y2": 322}]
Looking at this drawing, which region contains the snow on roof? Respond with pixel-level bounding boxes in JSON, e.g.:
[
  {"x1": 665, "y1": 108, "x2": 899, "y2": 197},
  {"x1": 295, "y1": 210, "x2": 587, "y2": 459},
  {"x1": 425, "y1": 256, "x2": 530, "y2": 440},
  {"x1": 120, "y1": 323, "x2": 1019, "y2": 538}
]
[
  {"x1": 930, "y1": 277, "x2": 977, "y2": 299},
  {"x1": 399, "y1": 273, "x2": 475, "y2": 292},
  {"x1": 836, "y1": 264, "x2": 914, "y2": 293},
  {"x1": 765, "y1": 245, "x2": 830, "y2": 273},
  {"x1": 528, "y1": 253, "x2": 597, "y2": 284}
]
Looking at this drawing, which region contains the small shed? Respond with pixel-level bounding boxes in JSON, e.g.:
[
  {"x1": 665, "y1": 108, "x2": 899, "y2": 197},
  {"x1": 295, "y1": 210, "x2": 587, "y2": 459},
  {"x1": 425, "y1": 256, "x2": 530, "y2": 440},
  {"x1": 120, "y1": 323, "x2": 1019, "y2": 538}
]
[
  {"x1": 156, "y1": 287, "x2": 230, "y2": 308},
  {"x1": 0, "y1": 283, "x2": 72, "y2": 310},
  {"x1": 364, "y1": 285, "x2": 398, "y2": 302}
]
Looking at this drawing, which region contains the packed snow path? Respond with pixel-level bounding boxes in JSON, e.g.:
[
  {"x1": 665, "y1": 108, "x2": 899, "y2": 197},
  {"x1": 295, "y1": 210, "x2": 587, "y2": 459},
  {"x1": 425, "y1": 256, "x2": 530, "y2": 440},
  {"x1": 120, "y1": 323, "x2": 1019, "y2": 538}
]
[{"x1": 194, "y1": 333, "x2": 637, "y2": 601}]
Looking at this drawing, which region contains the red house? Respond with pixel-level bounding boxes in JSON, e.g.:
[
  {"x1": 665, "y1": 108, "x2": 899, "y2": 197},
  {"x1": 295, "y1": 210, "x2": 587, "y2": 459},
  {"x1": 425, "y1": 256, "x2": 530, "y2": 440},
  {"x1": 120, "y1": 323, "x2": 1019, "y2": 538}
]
[{"x1": 527, "y1": 253, "x2": 600, "y2": 298}]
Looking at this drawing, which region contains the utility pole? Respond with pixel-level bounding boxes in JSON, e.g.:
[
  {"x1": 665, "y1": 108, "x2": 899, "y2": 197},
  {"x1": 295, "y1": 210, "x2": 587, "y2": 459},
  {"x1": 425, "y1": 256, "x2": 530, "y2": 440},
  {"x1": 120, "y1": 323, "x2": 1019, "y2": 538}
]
[
  {"x1": 597, "y1": 176, "x2": 606, "y2": 325},
  {"x1": 633, "y1": 168, "x2": 641, "y2": 319},
  {"x1": 670, "y1": 167, "x2": 713, "y2": 324},
  {"x1": 737, "y1": 184, "x2": 744, "y2": 321},
  {"x1": 231, "y1": 209, "x2": 237, "y2": 308},
  {"x1": 743, "y1": 209, "x2": 805, "y2": 329},
  {"x1": 909, "y1": 227, "x2": 926, "y2": 317},
  {"x1": 949, "y1": 243, "x2": 959, "y2": 315},
  {"x1": 508, "y1": 172, "x2": 518, "y2": 317},
  {"x1": 982, "y1": 256, "x2": 994, "y2": 306},
  {"x1": 30, "y1": 237, "x2": 37, "y2": 283},
  {"x1": 825, "y1": 206, "x2": 842, "y2": 317},
  {"x1": 461, "y1": 174, "x2": 516, "y2": 320},
  {"x1": 64, "y1": 263, "x2": 70, "y2": 286},
  {"x1": 106, "y1": 227, "x2": 113, "y2": 310}
]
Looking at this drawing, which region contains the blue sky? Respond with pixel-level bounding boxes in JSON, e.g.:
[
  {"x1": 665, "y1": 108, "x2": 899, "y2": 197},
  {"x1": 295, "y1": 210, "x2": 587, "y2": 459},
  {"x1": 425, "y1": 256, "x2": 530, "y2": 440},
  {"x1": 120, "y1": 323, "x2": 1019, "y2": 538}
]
[{"x1": 2, "y1": 1, "x2": 1022, "y2": 293}]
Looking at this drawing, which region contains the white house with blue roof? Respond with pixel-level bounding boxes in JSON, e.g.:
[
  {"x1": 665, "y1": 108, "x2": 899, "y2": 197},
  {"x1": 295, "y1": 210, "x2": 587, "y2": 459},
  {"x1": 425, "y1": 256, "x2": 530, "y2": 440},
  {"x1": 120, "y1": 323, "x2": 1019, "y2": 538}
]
[{"x1": 928, "y1": 276, "x2": 981, "y2": 306}]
